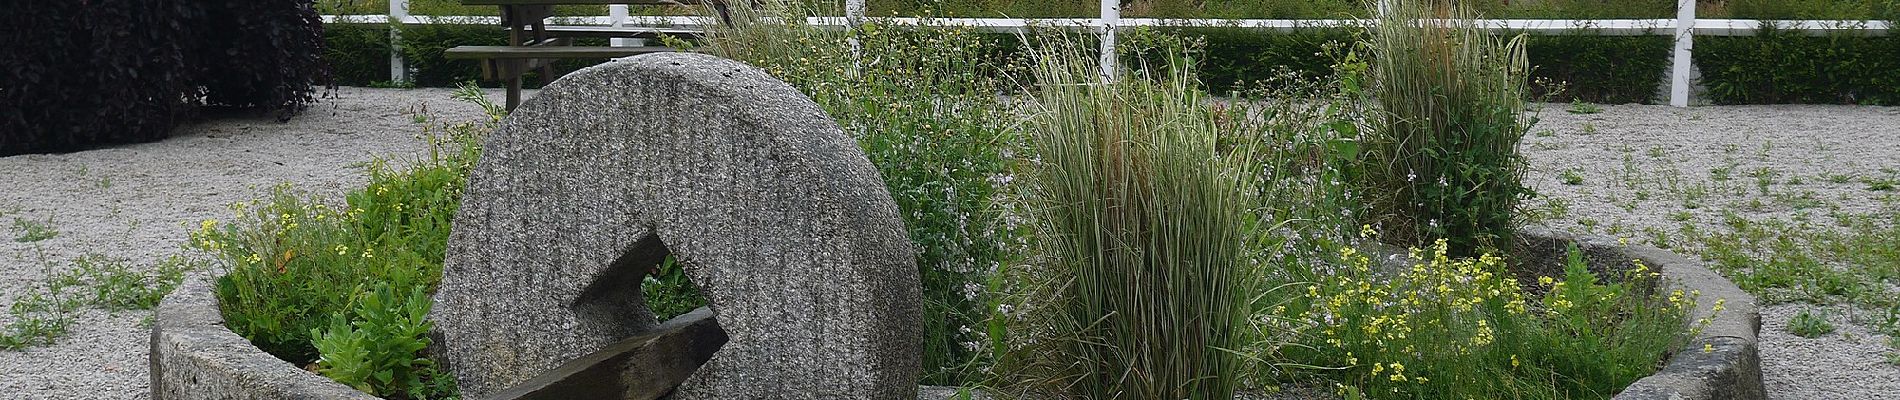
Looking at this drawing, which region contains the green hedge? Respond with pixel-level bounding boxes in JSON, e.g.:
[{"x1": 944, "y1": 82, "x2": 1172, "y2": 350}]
[
  {"x1": 866, "y1": 0, "x2": 1678, "y2": 18},
  {"x1": 329, "y1": 22, "x2": 1900, "y2": 106},
  {"x1": 1523, "y1": 33, "x2": 1671, "y2": 104},
  {"x1": 1697, "y1": 27, "x2": 1900, "y2": 105},
  {"x1": 326, "y1": 24, "x2": 392, "y2": 87},
  {"x1": 1121, "y1": 28, "x2": 1669, "y2": 103},
  {"x1": 327, "y1": 22, "x2": 608, "y2": 88},
  {"x1": 324, "y1": 24, "x2": 1670, "y2": 103}
]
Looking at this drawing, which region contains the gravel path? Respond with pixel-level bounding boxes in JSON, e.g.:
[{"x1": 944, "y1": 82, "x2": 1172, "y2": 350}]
[
  {"x1": 1, "y1": 93, "x2": 1895, "y2": 399},
  {"x1": 1524, "y1": 104, "x2": 1900, "y2": 400},
  {"x1": 0, "y1": 87, "x2": 492, "y2": 399}
]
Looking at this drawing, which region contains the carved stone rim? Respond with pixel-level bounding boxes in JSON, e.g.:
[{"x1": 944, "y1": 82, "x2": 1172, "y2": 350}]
[
  {"x1": 149, "y1": 276, "x2": 376, "y2": 400},
  {"x1": 1519, "y1": 227, "x2": 1766, "y2": 400}
]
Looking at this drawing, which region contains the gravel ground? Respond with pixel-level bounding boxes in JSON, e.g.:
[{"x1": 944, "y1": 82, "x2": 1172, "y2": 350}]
[
  {"x1": 2, "y1": 93, "x2": 1896, "y2": 399},
  {"x1": 0, "y1": 87, "x2": 493, "y2": 399},
  {"x1": 1523, "y1": 103, "x2": 1900, "y2": 400}
]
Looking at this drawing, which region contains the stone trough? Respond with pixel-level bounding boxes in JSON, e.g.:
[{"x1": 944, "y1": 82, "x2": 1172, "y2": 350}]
[{"x1": 1511, "y1": 227, "x2": 1767, "y2": 400}]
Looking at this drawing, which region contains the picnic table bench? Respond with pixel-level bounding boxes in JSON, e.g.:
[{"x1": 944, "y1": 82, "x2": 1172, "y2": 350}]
[{"x1": 445, "y1": 0, "x2": 731, "y2": 110}]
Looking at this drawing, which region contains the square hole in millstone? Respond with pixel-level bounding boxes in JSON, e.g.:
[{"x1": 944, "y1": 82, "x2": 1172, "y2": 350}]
[
  {"x1": 572, "y1": 234, "x2": 711, "y2": 330},
  {"x1": 512, "y1": 234, "x2": 720, "y2": 400}
]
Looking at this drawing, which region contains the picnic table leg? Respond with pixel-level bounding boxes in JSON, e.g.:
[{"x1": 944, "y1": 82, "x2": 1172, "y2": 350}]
[{"x1": 507, "y1": 75, "x2": 523, "y2": 111}]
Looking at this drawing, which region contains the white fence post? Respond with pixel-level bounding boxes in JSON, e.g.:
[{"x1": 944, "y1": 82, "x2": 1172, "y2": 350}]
[
  {"x1": 1100, "y1": 0, "x2": 1118, "y2": 82},
  {"x1": 847, "y1": 0, "x2": 865, "y2": 59},
  {"x1": 610, "y1": 5, "x2": 629, "y2": 46},
  {"x1": 389, "y1": 0, "x2": 409, "y2": 84},
  {"x1": 1670, "y1": 0, "x2": 1694, "y2": 107}
]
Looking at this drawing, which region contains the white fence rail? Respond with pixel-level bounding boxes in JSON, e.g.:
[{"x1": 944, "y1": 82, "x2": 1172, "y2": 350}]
[{"x1": 331, "y1": 0, "x2": 1895, "y2": 107}]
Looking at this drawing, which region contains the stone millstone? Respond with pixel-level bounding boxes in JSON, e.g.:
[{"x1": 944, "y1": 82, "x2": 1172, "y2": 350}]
[{"x1": 429, "y1": 51, "x2": 922, "y2": 400}]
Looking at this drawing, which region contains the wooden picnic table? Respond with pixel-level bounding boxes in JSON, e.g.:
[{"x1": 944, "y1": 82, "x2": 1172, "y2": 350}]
[{"x1": 447, "y1": 0, "x2": 729, "y2": 110}]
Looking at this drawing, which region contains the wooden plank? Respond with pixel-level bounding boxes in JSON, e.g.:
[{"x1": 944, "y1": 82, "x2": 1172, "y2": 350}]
[
  {"x1": 541, "y1": 25, "x2": 706, "y2": 38},
  {"x1": 445, "y1": 45, "x2": 680, "y2": 59},
  {"x1": 485, "y1": 308, "x2": 726, "y2": 400}
]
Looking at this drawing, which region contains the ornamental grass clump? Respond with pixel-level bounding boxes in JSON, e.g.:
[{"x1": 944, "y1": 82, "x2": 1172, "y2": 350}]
[
  {"x1": 1353, "y1": 0, "x2": 1535, "y2": 255},
  {"x1": 998, "y1": 38, "x2": 1263, "y2": 399}
]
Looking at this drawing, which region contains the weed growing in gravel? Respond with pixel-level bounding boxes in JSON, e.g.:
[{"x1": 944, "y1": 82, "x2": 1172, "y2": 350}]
[
  {"x1": 1788, "y1": 309, "x2": 1836, "y2": 338},
  {"x1": 1825, "y1": 172, "x2": 1856, "y2": 184},
  {"x1": 1580, "y1": 122, "x2": 1598, "y2": 134},
  {"x1": 0, "y1": 251, "x2": 195, "y2": 350},
  {"x1": 1679, "y1": 206, "x2": 1900, "y2": 309},
  {"x1": 1559, "y1": 168, "x2": 1586, "y2": 185},
  {"x1": 0, "y1": 296, "x2": 73, "y2": 349},
  {"x1": 57, "y1": 254, "x2": 194, "y2": 311},
  {"x1": 1886, "y1": 337, "x2": 1900, "y2": 365},
  {"x1": 12, "y1": 217, "x2": 58, "y2": 242},
  {"x1": 1566, "y1": 99, "x2": 1603, "y2": 114},
  {"x1": 1867, "y1": 177, "x2": 1897, "y2": 191}
]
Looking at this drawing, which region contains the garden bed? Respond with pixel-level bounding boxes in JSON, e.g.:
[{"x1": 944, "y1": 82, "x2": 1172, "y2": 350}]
[{"x1": 146, "y1": 225, "x2": 1764, "y2": 399}]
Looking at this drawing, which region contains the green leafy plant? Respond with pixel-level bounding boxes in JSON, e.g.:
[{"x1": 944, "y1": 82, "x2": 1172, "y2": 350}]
[
  {"x1": 1352, "y1": 0, "x2": 1535, "y2": 255},
  {"x1": 642, "y1": 255, "x2": 706, "y2": 320},
  {"x1": 1787, "y1": 309, "x2": 1836, "y2": 338},
  {"x1": 311, "y1": 284, "x2": 452, "y2": 399}
]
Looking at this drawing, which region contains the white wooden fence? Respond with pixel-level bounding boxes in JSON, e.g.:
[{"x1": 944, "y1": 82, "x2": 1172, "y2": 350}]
[{"x1": 327, "y1": 0, "x2": 1895, "y2": 107}]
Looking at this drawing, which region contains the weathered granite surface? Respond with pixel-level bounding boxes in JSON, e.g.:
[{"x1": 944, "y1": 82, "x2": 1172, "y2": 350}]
[{"x1": 429, "y1": 52, "x2": 921, "y2": 399}]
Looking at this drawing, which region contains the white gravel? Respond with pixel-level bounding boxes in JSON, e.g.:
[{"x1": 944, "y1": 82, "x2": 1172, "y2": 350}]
[
  {"x1": 2, "y1": 93, "x2": 1896, "y2": 399},
  {"x1": 1523, "y1": 103, "x2": 1900, "y2": 400},
  {"x1": 0, "y1": 87, "x2": 494, "y2": 399}
]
